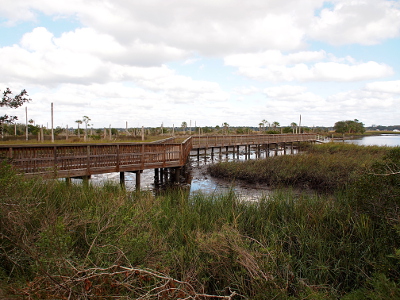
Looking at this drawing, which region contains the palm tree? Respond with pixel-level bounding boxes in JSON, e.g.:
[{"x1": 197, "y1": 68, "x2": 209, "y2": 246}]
[
  {"x1": 259, "y1": 122, "x2": 263, "y2": 132},
  {"x1": 262, "y1": 119, "x2": 268, "y2": 132},
  {"x1": 75, "y1": 120, "x2": 82, "y2": 138},
  {"x1": 290, "y1": 122, "x2": 297, "y2": 134},
  {"x1": 82, "y1": 116, "x2": 91, "y2": 141},
  {"x1": 222, "y1": 122, "x2": 229, "y2": 135}
]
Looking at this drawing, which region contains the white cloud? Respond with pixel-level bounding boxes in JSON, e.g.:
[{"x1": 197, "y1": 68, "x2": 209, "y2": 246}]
[
  {"x1": 0, "y1": 0, "x2": 315, "y2": 55},
  {"x1": 225, "y1": 51, "x2": 393, "y2": 82},
  {"x1": 20, "y1": 27, "x2": 55, "y2": 51},
  {"x1": 255, "y1": 82, "x2": 399, "y2": 126},
  {"x1": 2, "y1": 0, "x2": 400, "y2": 55},
  {"x1": 225, "y1": 50, "x2": 326, "y2": 68},
  {"x1": 264, "y1": 85, "x2": 307, "y2": 98},
  {"x1": 312, "y1": 61, "x2": 393, "y2": 82},
  {"x1": 310, "y1": 0, "x2": 400, "y2": 45},
  {"x1": 183, "y1": 58, "x2": 201, "y2": 65},
  {"x1": 233, "y1": 86, "x2": 260, "y2": 95},
  {"x1": 365, "y1": 80, "x2": 400, "y2": 94}
]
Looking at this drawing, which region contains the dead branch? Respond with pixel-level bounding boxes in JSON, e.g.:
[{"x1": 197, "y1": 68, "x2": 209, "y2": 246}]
[{"x1": 20, "y1": 264, "x2": 244, "y2": 299}]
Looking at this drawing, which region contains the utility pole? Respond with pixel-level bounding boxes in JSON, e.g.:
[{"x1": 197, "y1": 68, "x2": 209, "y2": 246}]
[
  {"x1": 299, "y1": 114, "x2": 302, "y2": 134},
  {"x1": 25, "y1": 107, "x2": 28, "y2": 141},
  {"x1": 51, "y1": 103, "x2": 54, "y2": 142}
]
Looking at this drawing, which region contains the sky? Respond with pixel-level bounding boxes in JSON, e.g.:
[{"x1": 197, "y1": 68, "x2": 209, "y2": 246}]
[{"x1": 1, "y1": 0, "x2": 400, "y2": 129}]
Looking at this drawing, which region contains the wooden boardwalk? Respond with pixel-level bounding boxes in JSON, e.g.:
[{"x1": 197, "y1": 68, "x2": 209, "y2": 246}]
[
  {"x1": 192, "y1": 133, "x2": 316, "y2": 149},
  {"x1": 0, "y1": 134, "x2": 316, "y2": 180}
]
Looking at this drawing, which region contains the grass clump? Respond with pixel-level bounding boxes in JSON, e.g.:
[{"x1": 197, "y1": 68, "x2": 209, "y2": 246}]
[{"x1": 209, "y1": 143, "x2": 389, "y2": 192}]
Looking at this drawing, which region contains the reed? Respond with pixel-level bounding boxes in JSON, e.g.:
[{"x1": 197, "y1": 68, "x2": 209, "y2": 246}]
[{"x1": 209, "y1": 143, "x2": 390, "y2": 192}]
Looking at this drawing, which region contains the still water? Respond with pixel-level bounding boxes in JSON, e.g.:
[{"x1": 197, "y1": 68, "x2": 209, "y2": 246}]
[
  {"x1": 187, "y1": 146, "x2": 295, "y2": 200},
  {"x1": 89, "y1": 145, "x2": 295, "y2": 200},
  {"x1": 345, "y1": 134, "x2": 400, "y2": 147}
]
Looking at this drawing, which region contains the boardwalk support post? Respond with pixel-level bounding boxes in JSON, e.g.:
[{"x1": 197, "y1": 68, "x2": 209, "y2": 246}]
[
  {"x1": 120, "y1": 172, "x2": 125, "y2": 188},
  {"x1": 135, "y1": 171, "x2": 141, "y2": 191},
  {"x1": 154, "y1": 168, "x2": 159, "y2": 185},
  {"x1": 174, "y1": 167, "x2": 181, "y2": 183},
  {"x1": 160, "y1": 168, "x2": 164, "y2": 184}
]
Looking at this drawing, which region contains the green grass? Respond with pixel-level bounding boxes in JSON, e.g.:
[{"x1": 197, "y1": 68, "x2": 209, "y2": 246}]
[
  {"x1": 0, "y1": 145, "x2": 399, "y2": 299},
  {"x1": 209, "y1": 143, "x2": 390, "y2": 192}
]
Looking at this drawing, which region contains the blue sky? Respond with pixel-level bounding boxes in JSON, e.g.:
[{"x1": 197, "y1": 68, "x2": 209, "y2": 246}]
[{"x1": 1, "y1": 0, "x2": 399, "y2": 129}]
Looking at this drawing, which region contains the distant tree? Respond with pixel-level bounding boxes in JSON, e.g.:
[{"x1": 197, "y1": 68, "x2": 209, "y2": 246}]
[
  {"x1": 334, "y1": 119, "x2": 365, "y2": 134},
  {"x1": 290, "y1": 122, "x2": 297, "y2": 133},
  {"x1": 181, "y1": 121, "x2": 187, "y2": 134},
  {"x1": 262, "y1": 119, "x2": 268, "y2": 132},
  {"x1": 28, "y1": 124, "x2": 40, "y2": 135},
  {"x1": 236, "y1": 127, "x2": 246, "y2": 134},
  {"x1": 1, "y1": 88, "x2": 31, "y2": 131},
  {"x1": 202, "y1": 126, "x2": 213, "y2": 134},
  {"x1": 222, "y1": 122, "x2": 229, "y2": 134},
  {"x1": 282, "y1": 127, "x2": 292, "y2": 133},
  {"x1": 82, "y1": 116, "x2": 91, "y2": 141},
  {"x1": 272, "y1": 121, "x2": 280, "y2": 130},
  {"x1": 54, "y1": 126, "x2": 63, "y2": 135},
  {"x1": 75, "y1": 120, "x2": 83, "y2": 138},
  {"x1": 111, "y1": 128, "x2": 119, "y2": 136}
]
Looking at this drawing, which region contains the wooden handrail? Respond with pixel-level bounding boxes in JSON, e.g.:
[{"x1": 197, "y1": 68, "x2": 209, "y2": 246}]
[{"x1": 0, "y1": 134, "x2": 316, "y2": 178}]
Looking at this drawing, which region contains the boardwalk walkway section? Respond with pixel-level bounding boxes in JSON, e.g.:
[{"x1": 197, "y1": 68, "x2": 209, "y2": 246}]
[
  {"x1": 0, "y1": 137, "x2": 192, "y2": 179},
  {"x1": 0, "y1": 134, "x2": 317, "y2": 183},
  {"x1": 192, "y1": 133, "x2": 316, "y2": 149}
]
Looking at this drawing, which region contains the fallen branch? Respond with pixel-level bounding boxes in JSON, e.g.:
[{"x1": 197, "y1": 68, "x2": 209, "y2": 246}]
[{"x1": 21, "y1": 264, "x2": 243, "y2": 300}]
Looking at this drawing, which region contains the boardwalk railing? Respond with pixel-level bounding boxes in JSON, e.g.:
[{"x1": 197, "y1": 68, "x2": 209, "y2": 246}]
[
  {"x1": 0, "y1": 134, "x2": 315, "y2": 179},
  {"x1": 0, "y1": 138, "x2": 192, "y2": 179},
  {"x1": 192, "y1": 133, "x2": 317, "y2": 149}
]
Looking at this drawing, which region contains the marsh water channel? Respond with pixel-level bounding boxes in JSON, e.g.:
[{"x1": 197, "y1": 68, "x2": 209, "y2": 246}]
[
  {"x1": 86, "y1": 145, "x2": 297, "y2": 200},
  {"x1": 79, "y1": 134, "x2": 400, "y2": 200}
]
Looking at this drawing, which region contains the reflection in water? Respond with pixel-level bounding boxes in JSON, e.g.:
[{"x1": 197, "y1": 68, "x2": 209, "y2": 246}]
[
  {"x1": 187, "y1": 145, "x2": 297, "y2": 201},
  {"x1": 71, "y1": 144, "x2": 299, "y2": 200}
]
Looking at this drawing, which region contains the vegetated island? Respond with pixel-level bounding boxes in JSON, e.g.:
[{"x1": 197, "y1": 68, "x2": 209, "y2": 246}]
[{"x1": 1, "y1": 143, "x2": 399, "y2": 299}]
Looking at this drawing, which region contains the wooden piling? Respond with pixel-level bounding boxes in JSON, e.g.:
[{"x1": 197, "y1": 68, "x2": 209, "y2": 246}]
[
  {"x1": 160, "y1": 168, "x2": 164, "y2": 184},
  {"x1": 120, "y1": 172, "x2": 125, "y2": 188},
  {"x1": 154, "y1": 168, "x2": 159, "y2": 185},
  {"x1": 135, "y1": 171, "x2": 141, "y2": 191},
  {"x1": 174, "y1": 167, "x2": 181, "y2": 183}
]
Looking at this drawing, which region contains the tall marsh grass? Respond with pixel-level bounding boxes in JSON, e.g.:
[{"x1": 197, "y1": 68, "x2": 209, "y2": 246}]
[
  {"x1": 1, "y1": 145, "x2": 399, "y2": 299},
  {"x1": 209, "y1": 143, "x2": 390, "y2": 192}
]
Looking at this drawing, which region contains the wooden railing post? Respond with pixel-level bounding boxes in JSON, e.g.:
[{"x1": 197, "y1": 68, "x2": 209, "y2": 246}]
[
  {"x1": 141, "y1": 144, "x2": 145, "y2": 169},
  {"x1": 180, "y1": 143, "x2": 183, "y2": 165},
  {"x1": 53, "y1": 146, "x2": 57, "y2": 175},
  {"x1": 116, "y1": 144, "x2": 120, "y2": 172},
  {"x1": 87, "y1": 145, "x2": 91, "y2": 175},
  {"x1": 163, "y1": 145, "x2": 166, "y2": 167}
]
